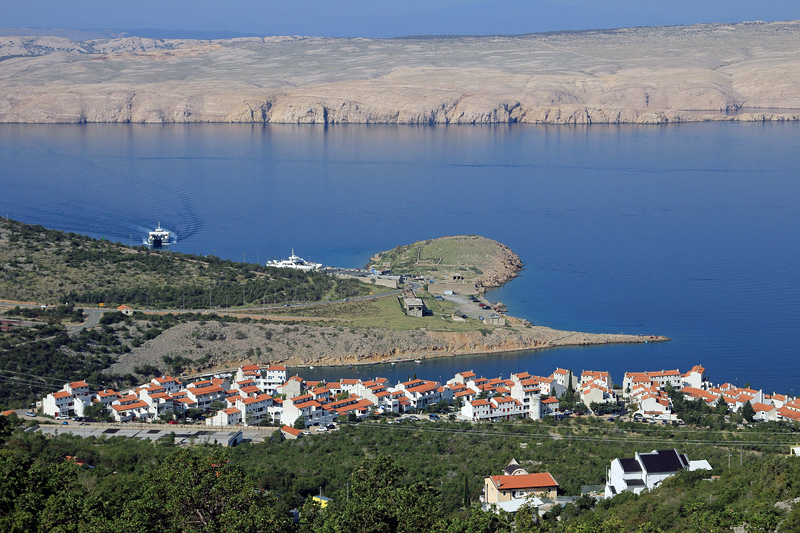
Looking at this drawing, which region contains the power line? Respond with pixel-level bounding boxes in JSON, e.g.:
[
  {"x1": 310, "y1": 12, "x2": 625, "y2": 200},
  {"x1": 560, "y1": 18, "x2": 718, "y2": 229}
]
[{"x1": 0, "y1": 369, "x2": 105, "y2": 389}]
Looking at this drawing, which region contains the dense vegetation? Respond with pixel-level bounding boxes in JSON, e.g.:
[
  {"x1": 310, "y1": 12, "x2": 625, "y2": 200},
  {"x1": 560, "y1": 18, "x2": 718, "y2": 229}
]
[
  {"x1": 0, "y1": 308, "x2": 312, "y2": 407},
  {"x1": 2, "y1": 414, "x2": 800, "y2": 532},
  {"x1": 0, "y1": 218, "x2": 368, "y2": 308}
]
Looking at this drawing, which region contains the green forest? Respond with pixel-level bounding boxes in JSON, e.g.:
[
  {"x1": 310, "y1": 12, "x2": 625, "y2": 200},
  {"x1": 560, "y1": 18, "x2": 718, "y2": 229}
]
[{"x1": 2, "y1": 413, "x2": 800, "y2": 532}]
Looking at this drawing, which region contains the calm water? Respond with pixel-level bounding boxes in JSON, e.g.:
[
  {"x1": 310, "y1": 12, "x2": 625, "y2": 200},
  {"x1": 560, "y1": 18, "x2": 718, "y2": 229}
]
[{"x1": 1, "y1": 123, "x2": 799, "y2": 394}]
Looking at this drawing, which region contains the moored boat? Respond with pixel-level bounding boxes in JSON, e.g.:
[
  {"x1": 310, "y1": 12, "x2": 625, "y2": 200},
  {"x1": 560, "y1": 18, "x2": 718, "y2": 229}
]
[{"x1": 266, "y1": 249, "x2": 322, "y2": 271}]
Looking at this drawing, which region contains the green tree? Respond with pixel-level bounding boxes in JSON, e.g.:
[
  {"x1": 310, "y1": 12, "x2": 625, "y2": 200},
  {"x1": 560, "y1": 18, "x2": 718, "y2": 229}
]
[
  {"x1": 294, "y1": 417, "x2": 307, "y2": 430},
  {"x1": 740, "y1": 400, "x2": 756, "y2": 423},
  {"x1": 310, "y1": 456, "x2": 442, "y2": 533},
  {"x1": 114, "y1": 448, "x2": 292, "y2": 533}
]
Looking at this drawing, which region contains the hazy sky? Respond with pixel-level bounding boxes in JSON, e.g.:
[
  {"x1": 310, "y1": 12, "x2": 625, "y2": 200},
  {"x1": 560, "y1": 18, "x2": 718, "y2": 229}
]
[{"x1": 3, "y1": 0, "x2": 800, "y2": 38}]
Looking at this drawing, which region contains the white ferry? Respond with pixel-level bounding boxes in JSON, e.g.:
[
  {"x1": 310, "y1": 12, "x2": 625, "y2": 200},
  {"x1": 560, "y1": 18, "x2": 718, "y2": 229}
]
[
  {"x1": 265, "y1": 249, "x2": 322, "y2": 271},
  {"x1": 147, "y1": 222, "x2": 171, "y2": 248}
]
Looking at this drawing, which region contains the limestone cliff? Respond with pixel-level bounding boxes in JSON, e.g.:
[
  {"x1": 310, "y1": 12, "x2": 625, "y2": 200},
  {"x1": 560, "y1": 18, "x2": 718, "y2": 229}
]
[{"x1": 2, "y1": 21, "x2": 800, "y2": 125}]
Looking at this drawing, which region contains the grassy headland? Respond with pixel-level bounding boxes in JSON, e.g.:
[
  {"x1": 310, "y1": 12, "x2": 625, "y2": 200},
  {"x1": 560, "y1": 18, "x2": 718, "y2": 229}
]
[{"x1": 368, "y1": 234, "x2": 523, "y2": 288}]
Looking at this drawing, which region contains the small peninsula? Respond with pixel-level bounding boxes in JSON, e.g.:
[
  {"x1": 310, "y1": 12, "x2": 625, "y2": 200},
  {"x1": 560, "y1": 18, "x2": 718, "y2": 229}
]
[{"x1": 0, "y1": 221, "x2": 667, "y2": 380}]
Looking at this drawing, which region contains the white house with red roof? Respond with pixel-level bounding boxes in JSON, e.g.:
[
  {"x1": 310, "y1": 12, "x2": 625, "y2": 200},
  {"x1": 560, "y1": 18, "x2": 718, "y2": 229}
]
[
  {"x1": 110, "y1": 395, "x2": 153, "y2": 422},
  {"x1": 263, "y1": 365, "x2": 287, "y2": 392},
  {"x1": 281, "y1": 394, "x2": 334, "y2": 428},
  {"x1": 541, "y1": 397, "x2": 560, "y2": 417},
  {"x1": 393, "y1": 379, "x2": 443, "y2": 410},
  {"x1": 185, "y1": 380, "x2": 228, "y2": 410},
  {"x1": 509, "y1": 378, "x2": 542, "y2": 419},
  {"x1": 461, "y1": 397, "x2": 525, "y2": 422},
  {"x1": 581, "y1": 370, "x2": 613, "y2": 390},
  {"x1": 623, "y1": 370, "x2": 683, "y2": 396},
  {"x1": 550, "y1": 368, "x2": 578, "y2": 390},
  {"x1": 42, "y1": 390, "x2": 74, "y2": 418},
  {"x1": 581, "y1": 383, "x2": 616, "y2": 406},
  {"x1": 354, "y1": 381, "x2": 400, "y2": 413},
  {"x1": 151, "y1": 376, "x2": 183, "y2": 394},
  {"x1": 447, "y1": 370, "x2": 477, "y2": 386},
  {"x1": 483, "y1": 459, "x2": 559, "y2": 504},
  {"x1": 206, "y1": 407, "x2": 242, "y2": 427},
  {"x1": 235, "y1": 393, "x2": 274, "y2": 425},
  {"x1": 42, "y1": 381, "x2": 95, "y2": 417},
  {"x1": 681, "y1": 365, "x2": 708, "y2": 389},
  {"x1": 281, "y1": 425, "x2": 302, "y2": 440},
  {"x1": 277, "y1": 376, "x2": 304, "y2": 398},
  {"x1": 752, "y1": 402, "x2": 778, "y2": 422}
]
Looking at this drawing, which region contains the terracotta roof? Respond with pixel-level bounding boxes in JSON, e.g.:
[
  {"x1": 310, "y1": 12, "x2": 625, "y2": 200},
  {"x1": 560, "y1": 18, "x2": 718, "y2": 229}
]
[
  {"x1": 489, "y1": 473, "x2": 558, "y2": 490},
  {"x1": 242, "y1": 394, "x2": 272, "y2": 405},
  {"x1": 69, "y1": 380, "x2": 89, "y2": 388},
  {"x1": 53, "y1": 391, "x2": 72, "y2": 399},
  {"x1": 188, "y1": 385, "x2": 225, "y2": 396},
  {"x1": 223, "y1": 408, "x2": 241, "y2": 415},
  {"x1": 281, "y1": 425, "x2": 302, "y2": 437},
  {"x1": 294, "y1": 400, "x2": 322, "y2": 410},
  {"x1": 778, "y1": 407, "x2": 800, "y2": 421},
  {"x1": 112, "y1": 401, "x2": 148, "y2": 412}
]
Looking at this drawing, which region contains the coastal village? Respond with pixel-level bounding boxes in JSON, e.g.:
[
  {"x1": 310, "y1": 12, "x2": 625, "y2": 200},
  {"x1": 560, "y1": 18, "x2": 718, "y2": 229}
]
[
  {"x1": 38, "y1": 363, "x2": 800, "y2": 430},
  {"x1": 30, "y1": 361, "x2": 800, "y2": 514}
]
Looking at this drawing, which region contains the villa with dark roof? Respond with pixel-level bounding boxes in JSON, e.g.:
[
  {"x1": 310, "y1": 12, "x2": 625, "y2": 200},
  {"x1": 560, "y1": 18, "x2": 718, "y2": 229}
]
[{"x1": 604, "y1": 449, "x2": 712, "y2": 498}]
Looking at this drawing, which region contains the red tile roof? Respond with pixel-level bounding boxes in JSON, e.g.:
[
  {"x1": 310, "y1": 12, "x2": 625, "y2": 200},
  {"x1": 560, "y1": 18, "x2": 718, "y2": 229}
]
[{"x1": 489, "y1": 473, "x2": 559, "y2": 490}]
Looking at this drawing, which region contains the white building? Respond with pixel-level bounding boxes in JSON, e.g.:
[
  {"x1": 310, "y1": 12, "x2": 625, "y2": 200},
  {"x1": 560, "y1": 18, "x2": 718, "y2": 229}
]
[
  {"x1": 207, "y1": 407, "x2": 242, "y2": 427},
  {"x1": 605, "y1": 449, "x2": 711, "y2": 499}
]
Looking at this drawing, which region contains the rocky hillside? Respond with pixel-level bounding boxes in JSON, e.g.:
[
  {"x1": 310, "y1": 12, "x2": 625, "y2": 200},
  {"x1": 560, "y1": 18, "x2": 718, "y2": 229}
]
[
  {"x1": 1, "y1": 21, "x2": 799, "y2": 124},
  {"x1": 103, "y1": 317, "x2": 666, "y2": 376}
]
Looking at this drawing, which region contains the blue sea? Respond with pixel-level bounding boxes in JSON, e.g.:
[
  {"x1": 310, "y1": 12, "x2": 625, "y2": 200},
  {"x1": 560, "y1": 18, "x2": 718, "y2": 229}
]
[{"x1": 1, "y1": 123, "x2": 798, "y2": 394}]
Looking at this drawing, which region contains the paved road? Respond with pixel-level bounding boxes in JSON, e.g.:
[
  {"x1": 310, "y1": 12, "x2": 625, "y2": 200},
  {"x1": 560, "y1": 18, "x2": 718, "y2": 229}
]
[{"x1": 66, "y1": 308, "x2": 104, "y2": 335}]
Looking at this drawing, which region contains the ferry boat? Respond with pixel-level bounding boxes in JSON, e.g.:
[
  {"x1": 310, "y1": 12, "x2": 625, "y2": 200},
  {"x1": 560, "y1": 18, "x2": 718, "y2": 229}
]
[
  {"x1": 147, "y1": 222, "x2": 171, "y2": 248},
  {"x1": 266, "y1": 249, "x2": 322, "y2": 271}
]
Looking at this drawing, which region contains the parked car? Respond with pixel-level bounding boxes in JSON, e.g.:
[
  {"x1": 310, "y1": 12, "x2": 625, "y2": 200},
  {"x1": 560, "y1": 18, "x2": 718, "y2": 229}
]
[
  {"x1": 25, "y1": 411, "x2": 36, "y2": 417},
  {"x1": 326, "y1": 424, "x2": 336, "y2": 430},
  {"x1": 429, "y1": 414, "x2": 440, "y2": 420}
]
